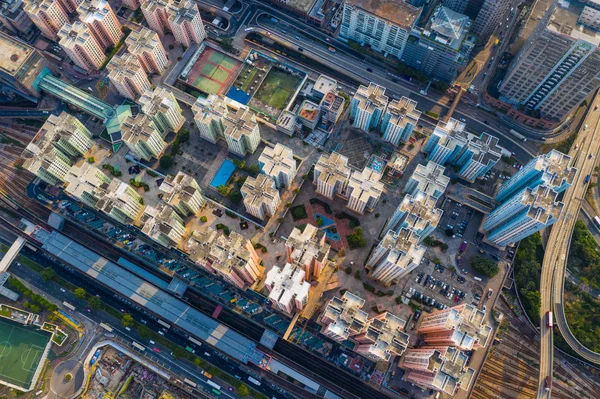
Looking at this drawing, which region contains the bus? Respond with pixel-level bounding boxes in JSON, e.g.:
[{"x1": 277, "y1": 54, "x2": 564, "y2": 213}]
[
  {"x1": 509, "y1": 129, "x2": 527, "y2": 142},
  {"x1": 132, "y1": 341, "x2": 146, "y2": 351},
  {"x1": 157, "y1": 320, "x2": 171, "y2": 329},
  {"x1": 248, "y1": 376, "x2": 261, "y2": 386},
  {"x1": 594, "y1": 216, "x2": 600, "y2": 229},
  {"x1": 184, "y1": 378, "x2": 197, "y2": 388},
  {"x1": 206, "y1": 380, "x2": 221, "y2": 390},
  {"x1": 99, "y1": 323, "x2": 113, "y2": 332},
  {"x1": 546, "y1": 311, "x2": 553, "y2": 329},
  {"x1": 188, "y1": 337, "x2": 203, "y2": 346},
  {"x1": 63, "y1": 301, "x2": 75, "y2": 311}
]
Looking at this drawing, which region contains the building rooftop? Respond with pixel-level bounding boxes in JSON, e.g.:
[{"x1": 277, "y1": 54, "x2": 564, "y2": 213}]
[
  {"x1": 139, "y1": 202, "x2": 184, "y2": 245},
  {"x1": 345, "y1": 0, "x2": 422, "y2": 29},
  {"x1": 538, "y1": 149, "x2": 576, "y2": 188},
  {"x1": 422, "y1": 6, "x2": 472, "y2": 51},
  {"x1": 399, "y1": 191, "x2": 443, "y2": 232},
  {"x1": 241, "y1": 174, "x2": 279, "y2": 213},
  {"x1": 348, "y1": 167, "x2": 384, "y2": 207},
  {"x1": 138, "y1": 86, "x2": 178, "y2": 118},
  {"x1": 265, "y1": 263, "x2": 310, "y2": 313},
  {"x1": 280, "y1": 0, "x2": 317, "y2": 14},
  {"x1": 322, "y1": 91, "x2": 345, "y2": 113},
  {"x1": 286, "y1": 224, "x2": 330, "y2": 268},
  {"x1": 298, "y1": 100, "x2": 320, "y2": 122},
  {"x1": 411, "y1": 161, "x2": 450, "y2": 197},
  {"x1": 467, "y1": 132, "x2": 503, "y2": 169},
  {"x1": 353, "y1": 82, "x2": 389, "y2": 114},
  {"x1": 548, "y1": 1, "x2": 600, "y2": 45},
  {"x1": 167, "y1": 0, "x2": 200, "y2": 25},
  {"x1": 314, "y1": 74, "x2": 337, "y2": 96},
  {"x1": 58, "y1": 21, "x2": 96, "y2": 50},
  {"x1": 378, "y1": 228, "x2": 426, "y2": 270},
  {"x1": 259, "y1": 144, "x2": 296, "y2": 181},
  {"x1": 77, "y1": 0, "x2": 113, "y2": 24},
  {"x1": 385, "y1": 96, "x2": 421, "y2": 129},
  {"x1": 363, "y1": 312, "x2": 409, "y2": 361},
  {"x1": 523, "y1": 185, "x2": 563, "y2": 225},
  {"x1": 63, "y1": 161, "x2": 110, "y2": 200},
  {"x1": 0, "y1": 31, "x2": 33, "y2": 75},
  {"x1": 125, "y1": 26, "x2": 162, "y2": 55},
  {"x1": 322, "y1": 291, "x2": 369, "y2": 340},
  {"x1": 107, "y1": 53, "x2": 144, "y2": 85},
  {"x1": 121, "y1": 114, "x2": 160, "y2": 147},
  {"x1": 276, "y1": 110, "x2": 297, "y2": 131},
  {"x1": 159, "y1": 171, "x2": 202, "y2": 211},
  {"x1": 314, "y1": 152, "x2": 350, "y2": 190}
]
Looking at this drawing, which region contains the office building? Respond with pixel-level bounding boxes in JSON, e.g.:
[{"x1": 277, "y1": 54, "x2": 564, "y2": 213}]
[
  {"x1": 320, "y1": 91, "x2": 345, "y2": 124},
  {"x1": 381, "y1": 97, "x2": 420, "y2": 146},
  {"x1": 77, "y1": 0, "x2": 122, "y2": 49},
  {"x1": 34, "y1": 112, "x2": 94, "y2": 157},
  {"x1": 186, "y1": 228, "x2": 262, "y2": 289},
  {"x1": 403, "y1": 346, "x2": 474, "y2": 396},
  {"x1": 418, "y1": 304, "x2": 492, "y2": 350},
  {"x1": 192, "y1": 95, "x2": 261, "y2": 156},
  {"x1": 122, "y1": 0, "x2": 141, "y2": 10},
  {"x1": 367, "y1": 228, "x2": 426, "y2": 285},
  {"x1": 297, "y1": 100, "x2": 320, "y2": 131},
  {"x1": 159, "y1": 171, "x2": 205, "y2": 216},
  {"x1": 485, "y1": 185, "x2": 563, "y2": 247},
  {"x1": 107, "y1": 52, "x2": 151, "y2": 100},
  {"x1": 386, "y1": 190, "x2": 443, "y2": 239},
  {"x1": 340, "y1": 0, "x2": 422, "y2": 59},
  {"x1": 313, "y1": 152, "x2": 350, "y2": 199},
  {"x1": 23, "y1": 0, "x2": 69, "y2": 40},
  {"x1": 125, "y1": 26, "x2": 169, "y2": 74},
  {"x1": 495, "y1": 149, "x2": 575, "y2": 202},
  {"x1": 167, "y1": 0, "x2": 206, "y2": 47},
  {"x1": 0, "y1": 0, "x2": 34, "y2": 36},
  {"x1": 346, "y1": 167, "x2": 384, "y2": 214},
  {"x1": 472, "y1": 0, "x2": 512, "y2": 44},
  {"x1": 22, "y1": 140, "x2": 72, "y2": 185},
  {"x1": 63, "y1": 162, "x2": 112, "y2": 208},
  {"x1": 423, "y1": 118, "x2": 468, "y2": 164},
  {"x1": 258, "y1": 144, "x2": 296, "y2": 189},
  {"x1": 96, "y1": 179, "x2": 145, "y2": 224},
  {"x1": 349, "y1": 83, "x2": 388, "y2": 131},
  {"x1": 321, "y1": 291, "x2": 369, "y2": 342},
  {"x1": 404, "y1": 161, "x2": 450, "y2": 201},
  {"x1": 121, "y1": 113, "x2": 167, "y2": 160},
  {"x1": 264, "y1": 263, "x2": 310, "y2": 315},
  {"x1": 138, "y1": 86, "x2": 184, "y2": 134},
  {"x1": 499, "y1": 2, "x2": 600, "y2": 122},
  {"x1": 285, "y1": 224, "x2": 330, "y2": 279},
  {"x1": 276, "y1": 110, "x2": 298, "y2": 136},
  {"x1": 58, "y1": 22, "x2": 106, "y2": 72},
  {"x1": 401, "y1": 6, "x2": 475, "y2": 82},
  {"x1": 240, "y1": 174, "x2": 281, "y2": 220},
  {"x1": 140, "y1": 202, "x2": 186, "y2": 247},
  {"x1": 354, "y1": 312, "x2": 409, "y2": 362},
  {"x1": 312, "y1": 74, "x2": 337, "y2": 100}
]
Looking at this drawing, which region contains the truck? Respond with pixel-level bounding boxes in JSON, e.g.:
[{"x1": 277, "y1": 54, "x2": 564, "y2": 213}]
[
  {"x1": 544, "y1": 376, "x2": 552, "y2": 391},
  {"x1": 546, "y1": 311, "x2": 553, "y2": 328},
  {"x1": 585, "y1": 174, "x2": 591, "y2": 184},
  {"x1": 459, "y1": 241, "x2": 468, "y2": 253},
  {"x1": 328, "y1": 46, "x2": 336, "y2": 53},
  {"x1": 509, "y1": 129, "x2": 527, "y2": 142}
]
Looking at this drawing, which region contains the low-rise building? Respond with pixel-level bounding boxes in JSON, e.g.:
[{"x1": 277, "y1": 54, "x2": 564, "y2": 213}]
[
  {"x1": 354, "y1": 312, "x2": 409, "y2": 362},
  {"x1": 186, "y1": 228, "x2": 263, "y2": 289},
  {"x1": 386, "y1": 191, "x2": 443, "y2": 239},
  {"x1": 285, "y1": 224, "x2": 330, "y2": 279},
  {"x1": 96, "y1": 179, "x2": 145, "y2": 224},
  {"x1": 321, "y1": 291, "x2": 369, "y2": 342},
  {"x1": 276, "y1": 110, "x2": 298, "y2": 136},
  {"x1": 264, "y1": 263, "x2": 310, "y2": 315},
  {"x1": 107, "y1": 52, "x2": 151, "y2": 100},
  {"x1": 121, "y1": 114, "x2": 167, "y2": 161},
  {"x1": 297, "y1": 100, "x2": 320, "y2": 131},
  {"x1": 320, "y1": 91, "x2": 345, "y2": 125},
  {"x1": 350, "y1": 82, "x2": 388, "y2": 131},
  {"x1": 77, "y1": 0, "x2": 123, "y2": 50},
  {"x1": 313, "y1": 152, "x2": 350, "y2": 199},
  {"x1": 140, "y1": 202, "x2": 186, "y2": 247},
  {"x1": 63, "y1": 162, "x2": 112, "y2": 208},
  {"x1": 258, "y1": 144, "x2": 296, "y2": 188},
  {"x1": 241, "y1": 174, "x2": 281, "y2": 220},
  {"x1": 125, "y1": 26, "x2": 169, "y2": 74},
  {"x1": 57, "y1": 21, "x2": 106, "y2": 72},
  {"x1": 138, "y1": 86, "x2": 185, "y2": 134},
  {"x1": 159, "y1": 171, "x2": 205, "y2": 216},
  {"x1": 404, "y1": 161, "x2": 450, "y2": 201},
  {"x1": 381, "y1": 97, "x2": 420, "y2": 146},
  {"x1": 346, "y1": 167, "x2": 384, "y2": 214},
  {"x1": 312, "y1": 74, "x2": 337, "y2": 100}
]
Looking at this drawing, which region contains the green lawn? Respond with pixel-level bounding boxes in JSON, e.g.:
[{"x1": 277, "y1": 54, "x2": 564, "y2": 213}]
[{"x1": 253, "y1": 68, "x2": 302, "y2": 110}]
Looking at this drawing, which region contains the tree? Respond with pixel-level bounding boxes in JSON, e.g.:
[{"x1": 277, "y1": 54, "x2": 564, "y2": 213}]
[
  {"x1": 218, "y1": 38, "x2": 234, "y2": 52},
  {"x1": 40, "y1": 267, "x2": 56, "y2": 281},
  {"x1": 172, "y1": 346, "x2": 186, "y2": 359},
  {"x1": 74, "y1": 288, "x2": 86, "y2": 299},
  {"x1": 121, "y1": 313, "x2": 135, "y2": 328},
  {"x1": 159, "y1": 155, "x2": 174, "y2": 169},
  {"x1": 236, "y1": 384, "x2": 249, "y2": 396},
  {"x1": 471, "y1": 256, "x2": 499, "y2": 277},
  {"x1": 217, "y1": 185, "x2": 231, "y2": 196},
  {"x1": 228, "y1": 190, "x2": 243, "y2": 203},
  {"x1": 347, "y1": 227, "x2": 367, "y2": 249},
  {"x1": 445, "y1": 228, "x2": 454, "y2": 237},
  {"x1": 138, "y1": 325, "x2": 152, "y2": 338},
  {"x1": 316, "y1": 217, "x2": 323, "y2": 227},
  {"x1": 247, "y1": 165, "x2": 260, "y2": 176},
  {"x1": 88, "y1": 296, "x2": 101, "y2": 309}
]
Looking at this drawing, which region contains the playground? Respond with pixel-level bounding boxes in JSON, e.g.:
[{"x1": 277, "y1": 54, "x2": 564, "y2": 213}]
[
  {"x1": 181, "y1": 46, "x2": 241, "y2": 95},
  {"x1": 0, "y1": 318, "x2": 51, "y2": 389}
]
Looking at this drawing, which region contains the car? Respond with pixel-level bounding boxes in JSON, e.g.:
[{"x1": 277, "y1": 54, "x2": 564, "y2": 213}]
[
  {"x1": 120, "y1": 308, "x2": 126, "y2": 313},
  {"x1": 149, "y1": 340, "x2": 156, "y2": 345},
  {"x1": 460, "y1": 118, "x2": 466, "y2": 122},
  {"x1": 60, "y1": 288, "x2": 67, "y2": 293},
  {"x1": 228, "y1": 386, "x2": 234, "y2": 392},
  {"x1": 85, "y1": 307, "x2": 91, "y2": 313},
  {"x1": 589, "y1": 153, "x2": 594, "y2": 159},
  {"x1": 125, "y1": 326, "x2": 131, "y2": 331},
  {"x1": 158, "y1": 330, "x2": 165, "y2": 336},
  {"x1": 326, "y1": 38, "x2": 330, "y2": 42},
  {"x1": 297, "y1": 47, "x2": 303, "y2": 52},
  {"x1": 295, "y1": 35, "x2": 300, "y2": 40},
  {"x1": 366, "y1": 67, "x2": 373, "y2": 72},
  {"x1": 484, "y1": 120, "x2": 489, "y2": 125},
  {"x1": 141, "y1": 319, "x2": 147, "y2": 324}
]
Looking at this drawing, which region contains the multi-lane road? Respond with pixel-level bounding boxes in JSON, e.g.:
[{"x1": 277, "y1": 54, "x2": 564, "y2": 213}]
[{"x1": 537, "y1": 93, "x2": 600, "y2": 399}]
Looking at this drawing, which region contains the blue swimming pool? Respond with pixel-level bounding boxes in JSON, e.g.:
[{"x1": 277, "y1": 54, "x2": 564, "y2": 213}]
[
  {"x1": 314, "y1": 213, "x2": 341, "y2": 241},
  {"x1": 210, "y1": 159, "x2": 237, "y2": 188}
]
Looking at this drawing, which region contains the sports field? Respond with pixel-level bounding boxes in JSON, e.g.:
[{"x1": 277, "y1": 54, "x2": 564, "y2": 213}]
[
  {"x1": 250, "y1": 68, "x2": 304, "y2": 116},
  {"x1": 0, "y1": 318, "x2": 51, "y2": 389},
  {"x1": 183, "y1": 47, "x2": 241, "y2": 95}
]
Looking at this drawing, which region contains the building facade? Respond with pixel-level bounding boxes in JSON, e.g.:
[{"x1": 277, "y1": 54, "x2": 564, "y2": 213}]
[
  {"x1": 77, "y1": 0, "x2": 123, "y2": 49},
  {"x1": 23, "y1": 0, "x2": 69, "y2": 40},
  {"x1": 386, "y1": 190, "x2": 443, "y2": 239},
  {"x1": 121, "y1": 113, "x2": 167, "y2": 160},
  {"x1": 125, "y1": 26, "x2": 169, "y2": 74},
  {"x1": 349, "y1": 82, "x2": 388, "y2": 131},
  {"x1": 107, "y1": 52, "x2": 151, "y2": 100},
  {"x1": 346, "y1": 167, "x2": 384, "y2": 214},
  {"x1": 381, "y1": 96, "x2": 420, "y2": 145},
  {"x1": 0, "y1": 0, "x2": 35, "y2": 36},
  {"x1": 138, "y1": 86, "x2": 185, "y2": 133},
  {"x1": 313, "y1": 152, "x2": 351, "y2": 199},
  {"x1": 140, "y1": 202, "x2": 186, "y2": 247},
  {"x1": 96, "y1": 179, "x2": 145, "y2": 224},
  {"x1": 472, "y1": 0, "x2": 512, "y2": 44},
  {"x1": 58, "y1": 22, "x2": 106, "y2": 72}
]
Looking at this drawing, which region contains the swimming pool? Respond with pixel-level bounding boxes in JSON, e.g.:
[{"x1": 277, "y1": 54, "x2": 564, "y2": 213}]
[
  {"x1": 314, "y1": 213, "x2": 341, "y2": 241},
  {"x1": 210, "y1": 159, "x2": 237, "y2": 188}
]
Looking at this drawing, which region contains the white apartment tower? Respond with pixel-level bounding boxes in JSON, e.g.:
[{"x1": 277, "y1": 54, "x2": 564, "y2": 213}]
[
  {"x1": 63, "y1": 162, "x2": 112, "y2": 208},
  {"x1": 240, "y1": 174, "x2": 281, "y2": 220},
  {"x1": 258, "y1": 144, "x2": 296, "y2": 188},
  {"x1": 140, "y1": 202, "x2": 186, "y2": 247},
  {"x1": 138, "y1": 86, "x2": 185, "y2": 134},
  {"x1": 349, "y1": 83, "x2": 388, "y2": 131},
  {"x1": 285, "y1": 224, "x2": 331, "y2": 279},
  {"x1": 22, "y1": 141, "x2": 72, "y2": 185},
  {"x1": 321, "y1": 291, "x2": 369, "y2": 342},
  {"x1": 96, "y1": 179, "x2": 145, "y2": 224},
  {"x1": 23, "y1": 0, "x2": 69, "y2": 40},
  {"x1": 159, "y1": 171, "x2": 205, "y2": 216},
  {"x1": 386, "y1": 190, "x2": 443, "y2": 240},
  {"x1": 121, "y1": 114, "x2": 167, "y2": 160},
  {"x1": 381, "y1": 97, "x2": 421, "y2": 146},
  {"x1": 264, "y1": 263, "x2": 310, "y2": 315},
  {"x1": 125, "y1": 26, "x2": 169, "y2": 74},
  {"x1": 77, "y1": 0, "x2": 123, "y2": 49},
  {"x1": 404, "y1": 161, "x2": 450, "y2": 201},
  {"x1": 57, "y1": 22, "x2": 106, "y2": 72},
  {"x1": 107, "y1": 52, "x2": 151, "y2": 100},
  {"x1": 313, "y1": 152, "x2": 351, "y2": 199},
  {"x1": 35, "y1": 112, "x2": 94, "y2": 157},
  {"x1": 141, "y1": 0, "x2": 170, "y2": 35},
  {"x1": 346, "y1": 167, "x2": 384, "y2": 214}
]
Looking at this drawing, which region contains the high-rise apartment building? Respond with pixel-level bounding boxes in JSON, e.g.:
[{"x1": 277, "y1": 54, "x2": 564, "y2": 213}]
[
  {"x1": 381, "y1": 96, "x2": 420, "y2": 146},
  {"x1": 58, "y1": 22, "x2": 106, "y2": 72},
  {"x1": 63, "y1": 162, "x2": 112, "y2": 208},
  {"x1": 264, "y1": 263, "x2": 310, "y2": 315},
  {"x1": 313, "y1": 152, "x2": 351, "y2": 199},
  {"x1": 285, "y1": 224, "x2": 330, "y2": 279},
  {"x1": 367, "y1": 228, "x2": 426, "y2": 285},
  {"x1": 22, "y1": 140, "x2": 72, "y2": 185},
  {"x1": 258, "y1": 144, "x2": 296, "y2": 189},
  {"x1": 125, "y1": 26, "x2": 169, "y2": 74},
  {"x1": 57, "y1": 0, "x2": 79, "y2": 13},
  {"x1": 122, "y1": 0, "x2": 141, "y2": 10},
  {"x1": 472, "y1": 0, "x2": 512, "y2": 44},
  {"x1": 346, "y1": 167, "x2": 384, "y2": 214},
  {"x1": 401, "y1": 6, "x2": 475, "y2": 83},
  {"x1": 495, "y1": 149, "x2": 575, "y2": 202},
  {"x1": 404, "y1": 161, "x2": 450, "y2": 201},
  {"x1": 353, "y1": 312, "x2": 409, "y2": 362},
  {"x1": 386, "y1": 190, "x2": 443, "y2": 239},
  {"x1": 138, "y1": 86, "x2": 185, "y2": 134},
  {"x1": 0, "y1": 0, "x2": 34, "y2": 36},
  {"x1": 159, "y1": 171, "x2": 205, "y2": 216},
  {"x1": 485, "y1": 185, "x2": 563, "y2": 247},
  {"x1": 121, "y1": 114, "x2": 167, "y2": 160},
  {"x1": 141, "y1": 0, "x2": 170, "y2": 35},
  {"x1": 77, "y1": 0, "x2": 122, "y2": 49},
  {"x1": 186, "y1": 228, "x2": 263, "y2": 289},
  {"x1": 192, "y1": 95, "x2": 261, "y2": 156},
  {"x1": 349, "y1": 82, "x2": 388, "y2": 131},
  {"x1": 33, "y1": 112, "x2": 94, "y2": 157},
  {"x1": 141, "y1": 0, "x2": 205, "y2": 46},
  {"x1": 499, "y1": 2, "x2": 600, "y2": 122},
  {"x1": 579, "y1": 1, "x2": 600, "y2": 31},
  {"x1": 107, "y1": 52, "x2": 151, "y2": 100},
  {"x1": 423, "y1": 118, "x2": 467, "y2": 164},
  {"x1": 96, "y1": 179, "x2": 145, "y2": 224},
  {"x1": 321, "y1": 291, "x2": 369, "y2": 342},
  {"x1": 417, "y1": 304, "x2": 492, "y2": 350},
  {"x1": 340, "y1": 0, "x2": 422, "y2": 59},
  {"x1": 240, "y1": 174, "x2": 281, "y2": 220},
  {"x1": 140, "y1": 202, "x2": 186, "y2": 247},
  {"x1": 23, "y1": 0, "x2": 69, "y2": 40}
]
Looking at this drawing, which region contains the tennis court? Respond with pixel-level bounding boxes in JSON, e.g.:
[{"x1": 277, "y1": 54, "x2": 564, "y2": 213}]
[
  {"x1": 183, "y1": 46, "x2": 242, "y2": 95},
  {"x1": 0, "y1": 318, "x2": 51, "y2": 389}
]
